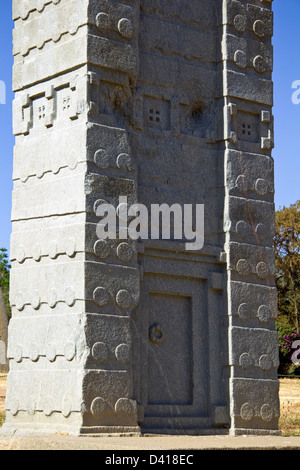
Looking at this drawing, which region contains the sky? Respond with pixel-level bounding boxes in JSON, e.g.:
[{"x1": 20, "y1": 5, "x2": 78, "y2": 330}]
[{"x1": 0, "y1": 1, "x2": 299, "y2": 254}]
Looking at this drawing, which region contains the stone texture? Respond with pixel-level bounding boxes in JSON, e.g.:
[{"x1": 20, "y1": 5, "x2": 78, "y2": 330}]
[
  {"x1": 0, "y1": 289, "x2": 8, "y2": 372},
  {"x1": 223, "y1": 0, "x2": 278, "y2": 437},
  {"x1": 2, "y1": 0, "x2": 279, "y2": 437}
]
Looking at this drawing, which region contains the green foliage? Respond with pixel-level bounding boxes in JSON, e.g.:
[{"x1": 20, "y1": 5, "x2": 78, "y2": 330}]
[
  {"x1": 277, "y1": 323, "x2": 299, "y2": 358},
  {"x1": 276, "y1": 318, "x2": 300, "y2": 375},
  {"x1": 274, "y1": 201, "x2": 300, "y2": 333},
  {"x1": 275, "y1": 202, "x2": 300, "y2": 374},
  {"x1": 0, "y1": 248, "x2": 11, "y2": 321}
]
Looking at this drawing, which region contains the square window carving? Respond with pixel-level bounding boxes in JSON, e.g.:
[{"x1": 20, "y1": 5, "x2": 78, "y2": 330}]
[
  {"x1": 62, "y1": 97, "x2": 71, "y2": 111},
  {"x1": 38, "y1": 105, "x2": 46, "y2": 120},
  {"x1": 143, "y1": 96, "x2": 170, "y2": 130},
  {"x1": 32, "y1": 97, "x2": 48, "y2": 127},
  {"x1": 238, "y1": 112, "x2": 259, "y2": 143}
]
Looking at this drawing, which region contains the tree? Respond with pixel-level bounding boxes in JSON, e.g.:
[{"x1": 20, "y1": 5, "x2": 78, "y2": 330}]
[
  {"x1": 274, "y1": 201, "x2": 300, "y2": 333},
  {"x1": 0, "y1": 248, "x2": 11, "y2": 321}
]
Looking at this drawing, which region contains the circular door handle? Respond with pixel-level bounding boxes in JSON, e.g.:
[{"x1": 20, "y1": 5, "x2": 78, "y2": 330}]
[{"x1": 149, "y1": 323, "x2": 164, "y2": 344}]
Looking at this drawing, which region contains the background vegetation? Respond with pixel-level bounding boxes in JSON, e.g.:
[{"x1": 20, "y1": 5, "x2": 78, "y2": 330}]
[
  {"x1": 275, "y1": 201, "x2": 300, "y2": 375},
  {"x1": 0, "y1": 248, "x2": 11, "y2": 321}
]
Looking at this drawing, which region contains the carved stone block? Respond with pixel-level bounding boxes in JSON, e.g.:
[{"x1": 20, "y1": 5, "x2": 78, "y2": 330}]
[{"x1": 2, "y1": 0, "x2": 279, "y2": 437}]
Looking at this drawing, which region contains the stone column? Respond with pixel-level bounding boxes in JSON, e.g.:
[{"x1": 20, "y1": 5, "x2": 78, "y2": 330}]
[
  {"x1": 0, "y1": 288, "x2": 8, "y2": 372},
  {"x1": 3, "y1": 0, "x2": 141, "y2": 435},
  {"x1": 222, "y1": 0, "x2": 280, "y2": 435}
]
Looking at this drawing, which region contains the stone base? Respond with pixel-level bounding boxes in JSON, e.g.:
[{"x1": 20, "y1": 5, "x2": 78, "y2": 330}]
[
  {"x1": 79, "y1": 426, "x2": 141, "y2": 436},
  {"x1": 140, "y1": 428, "x2": 229, "y2": 436},
  {"x1": 229, "y1": 428, "x2": 282, "y2": 437},
  {"x1": 1, "y1": 422, "x2": 281, "y2": 438},
  {"x1": 0, "y1": 422, "x2": 141, "y2": 438}
]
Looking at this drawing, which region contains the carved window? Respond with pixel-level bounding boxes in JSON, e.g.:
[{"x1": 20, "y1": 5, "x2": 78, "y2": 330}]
[
  {"x1": 144, "y1": 96, "x2": 170, "y2": 130},
  {"x1": 38, "y1": 105, "x2": 46, "y2": 120},
  {"x1": 238, "y1": 112, "x2": 259, "y2": 143},
  {"x1": 63, "y1": 97, "x2": 71, "y2": 111},
  {"x1": 148, "y1": 108, "x2": 161, "y2": 123}
]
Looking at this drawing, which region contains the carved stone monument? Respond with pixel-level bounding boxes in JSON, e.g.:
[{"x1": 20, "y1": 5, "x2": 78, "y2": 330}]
[{"x1": 2, "y1": 0, "x2": 280, "y2": 436}]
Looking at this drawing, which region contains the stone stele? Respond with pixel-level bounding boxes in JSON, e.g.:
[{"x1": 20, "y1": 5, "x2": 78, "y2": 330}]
[{"x1": 1, "y1": 0, "x2": 280, "y2": 436}]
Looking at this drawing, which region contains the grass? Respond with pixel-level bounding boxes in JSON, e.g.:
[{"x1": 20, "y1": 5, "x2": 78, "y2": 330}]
[
  {"x1": 279, "y1": 402, "x2": 300, "y2": 436},
  {"x1": 279, "y1": 378, "x2": 300, "y2": 436},
  {"x1": 0, "y1": 374, "x2": 6, "y2": 429}
]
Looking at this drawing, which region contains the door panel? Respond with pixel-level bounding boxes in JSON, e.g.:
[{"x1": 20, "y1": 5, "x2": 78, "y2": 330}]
[
  {"x1": 138, "y1": 274, "x2": 209, "y2": 429},
  {"x1": 148, "y1": 293, "x2": 192, "y2": 406}
]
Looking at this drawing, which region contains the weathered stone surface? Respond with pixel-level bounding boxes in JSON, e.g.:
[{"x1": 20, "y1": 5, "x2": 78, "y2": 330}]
[
  {"x1": 0, "y1": 289, "x2": 8, "y2": 372},
  {"x1": 2, "y1": 0, "x2": 279, "y2": 437}
]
